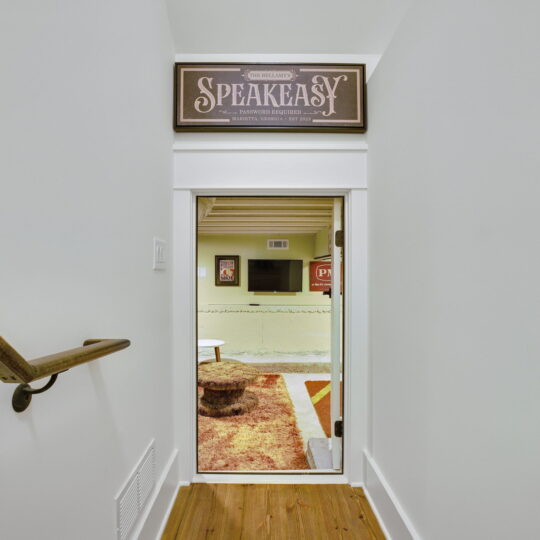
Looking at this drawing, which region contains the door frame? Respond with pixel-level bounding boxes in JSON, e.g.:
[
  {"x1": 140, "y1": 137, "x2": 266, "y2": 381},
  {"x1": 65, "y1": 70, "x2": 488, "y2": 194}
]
[{"x1": 173, "y1": 187, "x2": 367, "y2": 484}]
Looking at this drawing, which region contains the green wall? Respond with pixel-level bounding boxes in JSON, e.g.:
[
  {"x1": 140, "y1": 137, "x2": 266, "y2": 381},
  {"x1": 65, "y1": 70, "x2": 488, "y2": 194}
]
[
  {"x1": 198, "y1": 234, "x2": 331, "y2": 305},
  {"x1": 197, "y1": 234, "x2": 331, "y2": 354}
]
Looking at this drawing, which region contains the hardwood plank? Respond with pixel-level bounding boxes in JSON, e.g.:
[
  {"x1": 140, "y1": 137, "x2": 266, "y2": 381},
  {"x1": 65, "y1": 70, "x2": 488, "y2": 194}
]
[
  {"x1": 196, "y1": 484, "x2": 244, "y2": 540},
  {"x1": 241, "y1": 484, "x2": 271, "y2": 538},
  {"x1": 294, "y1": 485, "x2": 329, "y2": 540},
  {"x1": 351, "y1": 488, "x2": 386, "y2": 540},
  {"x1": 160, "y1": 485, "x2": 192, "y2": 540},
  {"x1": 267, "y1": 484, "x2": 302, "y2": 540},
  {"x1": 162, "y1": 484, "x2": 385, "y2": 540},
  {"x1": 174, "y1": 483, "x2": 216, "y2": 539},
  {"x1": 328, "y1": 485, "x2": 372, "y2": 540},
  {"x1": 214, "y1": 484, "x2": 246, "y2": 540},
  {"x1": 313, "y1": 484, "x2": 346, "y2": 539}
]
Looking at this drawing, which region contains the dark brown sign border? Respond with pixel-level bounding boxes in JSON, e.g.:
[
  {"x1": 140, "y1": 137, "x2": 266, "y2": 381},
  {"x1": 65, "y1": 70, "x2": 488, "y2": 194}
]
[{"x1": 174, "y1": 62, "x2": 366, "y2": 133}]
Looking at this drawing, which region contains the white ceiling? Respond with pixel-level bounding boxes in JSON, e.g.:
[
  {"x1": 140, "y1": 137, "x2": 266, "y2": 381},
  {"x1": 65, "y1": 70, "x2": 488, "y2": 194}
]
[
  {"x1": 198, "y1": 197, "x2": 334, "y2": 235},
  {"x1": 166, "y1": 0, "x2": 412, "y2": 55}
]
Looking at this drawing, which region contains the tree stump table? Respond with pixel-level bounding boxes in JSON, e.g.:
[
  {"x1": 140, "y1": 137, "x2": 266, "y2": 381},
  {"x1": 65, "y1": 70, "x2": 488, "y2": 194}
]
[{"x1": 198, "y1": 361, "x2": 259, "y2": 417}]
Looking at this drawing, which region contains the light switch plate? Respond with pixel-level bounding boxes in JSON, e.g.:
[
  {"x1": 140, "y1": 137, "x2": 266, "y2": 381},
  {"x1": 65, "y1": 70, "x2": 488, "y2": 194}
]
[{"x1": 153, "y1": 238, "x2": 166, "y2": 270}]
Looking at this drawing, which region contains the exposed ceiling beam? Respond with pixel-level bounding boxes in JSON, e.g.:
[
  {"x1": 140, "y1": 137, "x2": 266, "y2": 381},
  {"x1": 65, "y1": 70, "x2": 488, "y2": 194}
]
[
  {"x1": 208, "y1": 209, "x2": 332, "y2": 216},
  {"x1": 197, "y1": 197, "x2": 216, "y2": 224},
  {"x1": 199, "y1": 230, "x2": 321, "y2": 235},
  {"x1": 200, "y1": 226, "x2": 322, "y2": 229},
  {"x1": 212, "y1": 199, "x2": 333, "y2": 209},
  {"x1": 202, "y1": 217, "x2": 331, "y2": 223},
  {"x1": 199, "y1": 230, "x2": 323, "y2": 234},
  {"x1": 198, "y1": 196, "x2": 334, "y2": 235}
]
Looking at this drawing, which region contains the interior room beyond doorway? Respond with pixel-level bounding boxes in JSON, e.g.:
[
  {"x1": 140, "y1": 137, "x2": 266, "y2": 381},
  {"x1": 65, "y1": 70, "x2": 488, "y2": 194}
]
[{"x1": 196, "y1": 196, "x2": 343, "y2": 474}]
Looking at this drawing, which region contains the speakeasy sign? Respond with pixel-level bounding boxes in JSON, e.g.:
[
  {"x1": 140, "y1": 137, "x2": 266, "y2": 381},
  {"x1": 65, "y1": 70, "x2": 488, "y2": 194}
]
[{"x1": 174, "y1": 63, "x2": 366, "y2": 132}]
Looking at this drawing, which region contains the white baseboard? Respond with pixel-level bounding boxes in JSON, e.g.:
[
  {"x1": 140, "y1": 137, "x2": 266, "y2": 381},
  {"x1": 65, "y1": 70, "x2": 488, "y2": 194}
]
[
  {"x1": 192, "y1": 473, "x2": 348, "y2": 484},
  {"x1": 363, "y1": 451, "x2": 421, "y2": 540},
  {"x1": 135, "y1": 449, "x2": 187, "y2": 540}
]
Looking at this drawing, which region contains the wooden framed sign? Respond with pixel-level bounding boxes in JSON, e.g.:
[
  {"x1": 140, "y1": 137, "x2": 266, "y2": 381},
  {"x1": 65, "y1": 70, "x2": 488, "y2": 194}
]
[
  {"x1": 215, "y1": 255, "x2": 240, "y2": 286},
  {"x1": 174, "y1": 63, "x2": 366, "y2": 133}
]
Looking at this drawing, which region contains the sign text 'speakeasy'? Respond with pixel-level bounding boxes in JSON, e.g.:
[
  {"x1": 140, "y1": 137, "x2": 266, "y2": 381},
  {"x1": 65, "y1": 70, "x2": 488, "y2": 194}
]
[
  {"x1": 174, "y1": 64, "x2": 366, "y2": 132},
  {"x1": 194, "y1": 75, "x2": 348, "y2": 117}
]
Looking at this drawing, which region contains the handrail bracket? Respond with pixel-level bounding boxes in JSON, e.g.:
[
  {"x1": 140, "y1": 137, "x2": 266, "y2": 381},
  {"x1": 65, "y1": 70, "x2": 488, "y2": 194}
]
[{"x1": 12, "y1": 373, "x2": 61, "y2": 413}]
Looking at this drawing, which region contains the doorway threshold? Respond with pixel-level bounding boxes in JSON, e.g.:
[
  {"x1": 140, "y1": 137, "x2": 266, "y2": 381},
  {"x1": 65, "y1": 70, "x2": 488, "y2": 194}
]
[{"x1": 193, "y1": 473, "x2": 348, "y2": 484}]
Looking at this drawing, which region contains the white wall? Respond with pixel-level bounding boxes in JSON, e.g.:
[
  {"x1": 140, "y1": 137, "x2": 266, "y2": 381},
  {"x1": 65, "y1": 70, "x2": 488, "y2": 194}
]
[
  {"x1": 367, "y1": 1, "x2": 540, "y2": 538},
  {"x1": 166, "y1": 0, "x2": 411, "y2": 54},
  {"x1": 0, "y1": 2, "x2": 175, "y2": 539}
]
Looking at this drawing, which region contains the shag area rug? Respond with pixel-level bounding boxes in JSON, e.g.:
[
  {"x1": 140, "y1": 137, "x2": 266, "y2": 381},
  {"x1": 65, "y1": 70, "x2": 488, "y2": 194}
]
[
  {"x1": 198, "y1": 373, "x2": 309, "y2": 471},
  {"x1": 253, "y1": 362, "x2": 331, "y2": 374},
  {"x1": 200, "y1": 358, "x2": 331, "y2": 374}
]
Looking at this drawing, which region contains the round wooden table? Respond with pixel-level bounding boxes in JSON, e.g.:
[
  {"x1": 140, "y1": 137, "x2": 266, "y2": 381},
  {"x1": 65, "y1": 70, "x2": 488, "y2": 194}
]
[
  {"x1": 197, "y1": 339, "x2": 225, "y2": 362},
  {"x1": 198, "y1": 361, "x2": 259, "y2": 417}
]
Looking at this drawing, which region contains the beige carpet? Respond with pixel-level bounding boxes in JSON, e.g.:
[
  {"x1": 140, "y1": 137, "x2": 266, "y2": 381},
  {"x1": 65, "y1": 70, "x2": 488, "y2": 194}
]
[{"x1": 198, "y1": 373, "x2": 309, "y2": 471}]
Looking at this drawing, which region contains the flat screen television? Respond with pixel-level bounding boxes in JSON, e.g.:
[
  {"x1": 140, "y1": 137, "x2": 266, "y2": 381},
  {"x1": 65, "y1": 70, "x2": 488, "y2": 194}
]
[{"x1": 248, "y1": 259, "x2": 303, "y2": 292}]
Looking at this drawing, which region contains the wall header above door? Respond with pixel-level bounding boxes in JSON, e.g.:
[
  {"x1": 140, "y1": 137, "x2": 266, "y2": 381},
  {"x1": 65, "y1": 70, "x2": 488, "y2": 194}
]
[{"x1": 174, "y1": 63, "x2": 366, "y2": 133}]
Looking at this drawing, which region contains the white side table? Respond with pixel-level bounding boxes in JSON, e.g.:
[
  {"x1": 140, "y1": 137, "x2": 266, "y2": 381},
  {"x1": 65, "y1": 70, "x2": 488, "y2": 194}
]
[{"x1": 197, "y1": 339, "x2": 225, "y2": 362}]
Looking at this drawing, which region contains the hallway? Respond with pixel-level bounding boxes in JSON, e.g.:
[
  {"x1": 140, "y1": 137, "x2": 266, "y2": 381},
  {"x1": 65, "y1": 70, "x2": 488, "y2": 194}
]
[
  {"x1": 2, "y1": 0, "x2": 540, "y2": 539},
  {"x1": 162, "y1": 484, "x2": 385, "y2": 539}
]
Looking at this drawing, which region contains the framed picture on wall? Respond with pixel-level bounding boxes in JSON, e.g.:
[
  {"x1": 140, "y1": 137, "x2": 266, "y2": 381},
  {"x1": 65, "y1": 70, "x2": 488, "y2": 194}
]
[{"x1": 215, "y1": 255, "x2": 240, "y2": 286}]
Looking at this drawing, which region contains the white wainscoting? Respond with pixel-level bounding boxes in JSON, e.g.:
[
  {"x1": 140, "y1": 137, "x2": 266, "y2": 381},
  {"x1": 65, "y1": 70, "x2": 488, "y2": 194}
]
[{"x1": 198, "y1": 304, "x2": 331, "y2": 355}]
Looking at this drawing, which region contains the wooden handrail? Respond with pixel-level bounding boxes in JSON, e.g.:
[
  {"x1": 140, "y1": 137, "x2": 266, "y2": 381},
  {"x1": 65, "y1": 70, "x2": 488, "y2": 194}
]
[
  {"x1": 0, "y1": 338, "x2": 130, "y2": 384},
  {"x1": 0, "y1": 337, "x2": 130, "y2": 412}
]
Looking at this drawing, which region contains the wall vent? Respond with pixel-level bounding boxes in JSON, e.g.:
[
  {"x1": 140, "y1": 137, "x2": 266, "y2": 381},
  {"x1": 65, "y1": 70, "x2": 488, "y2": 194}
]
[
  {"x1": 138, "y1": 448, "x2": 155, "y2": 509},
  {"x1": 267, "y1": 239, "x2": 289, "y2": 250},
  {"x1": 117, "y1": 475, "x2": 139, "y2": 540},
  {"x1": 115, "y1": 441, "x2": 156, "y2": 540}
]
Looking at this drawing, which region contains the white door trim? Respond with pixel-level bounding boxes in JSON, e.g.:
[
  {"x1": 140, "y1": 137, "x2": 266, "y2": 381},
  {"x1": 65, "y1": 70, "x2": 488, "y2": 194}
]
[
  {"x1": 173, "y1": 187, "x2": 366, "y2": 484},
  {"x1": 172, "y1": 135, "x2": 368, "y2": 484},
  {"x1": 330, "y1": 197, "x2": 343, "y2": 469}
]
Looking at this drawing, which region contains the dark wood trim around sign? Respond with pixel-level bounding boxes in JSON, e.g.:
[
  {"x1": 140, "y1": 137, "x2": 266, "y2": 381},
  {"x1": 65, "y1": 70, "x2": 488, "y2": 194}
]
[{"x1": 174, "y1": 63, "x2": 367, "y2": 133}]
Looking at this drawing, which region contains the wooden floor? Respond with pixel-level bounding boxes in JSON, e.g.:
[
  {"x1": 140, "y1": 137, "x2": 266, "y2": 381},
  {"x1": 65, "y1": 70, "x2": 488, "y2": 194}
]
[{"x1": 162, "y1": 484, "x2": 386, "y2": 540}]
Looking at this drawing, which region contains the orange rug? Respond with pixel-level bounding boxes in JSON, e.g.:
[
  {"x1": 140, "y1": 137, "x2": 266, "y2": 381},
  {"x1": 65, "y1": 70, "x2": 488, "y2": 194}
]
[
  {"x1": 305, "y1": 380, "x2": 342, "y2": 438},
  {"x1": 198, "y1": 373, "x2": 309, "y2": 472}
]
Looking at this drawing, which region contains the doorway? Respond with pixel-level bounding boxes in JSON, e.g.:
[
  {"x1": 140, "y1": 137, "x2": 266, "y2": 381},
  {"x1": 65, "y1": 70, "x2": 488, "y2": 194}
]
[{"x1": 195, "y1": 196, "x2": 344, "y2": 474}]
